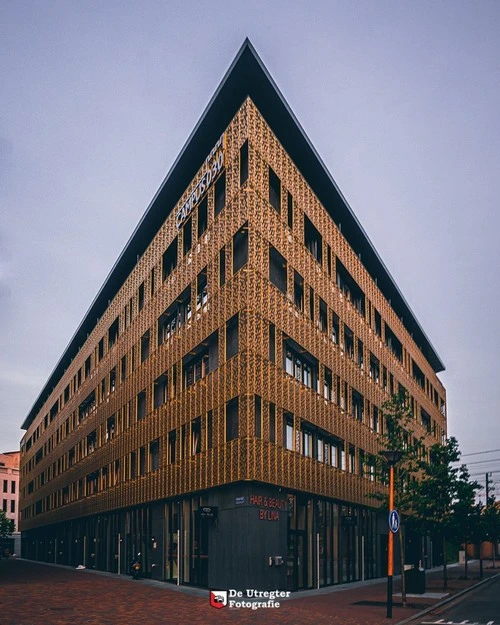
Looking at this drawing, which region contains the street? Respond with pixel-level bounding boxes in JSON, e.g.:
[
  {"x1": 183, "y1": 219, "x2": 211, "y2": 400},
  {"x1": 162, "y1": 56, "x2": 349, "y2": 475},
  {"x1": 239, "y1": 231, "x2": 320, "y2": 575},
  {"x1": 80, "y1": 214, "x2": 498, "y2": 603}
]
[{"x1": 419, "y1": 572, "x2": 500, "y2": 625}]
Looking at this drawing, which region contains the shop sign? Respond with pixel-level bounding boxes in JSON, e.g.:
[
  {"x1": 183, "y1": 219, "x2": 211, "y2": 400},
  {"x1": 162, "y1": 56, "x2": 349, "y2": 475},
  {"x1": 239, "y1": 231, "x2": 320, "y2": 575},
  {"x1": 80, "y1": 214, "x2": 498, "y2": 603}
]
[
  {"x1": 199, "y1": 506, "x2": 218, "y2": 520},
  {"x1": 235, "y1": 496, "x2": 245, "y2": 505},
  {"x1": 175, "y1": 135, "x2": 224, "y2": 229},
  {"x1": 249, "y1": 494, "x2": 287, "y2": 522}
]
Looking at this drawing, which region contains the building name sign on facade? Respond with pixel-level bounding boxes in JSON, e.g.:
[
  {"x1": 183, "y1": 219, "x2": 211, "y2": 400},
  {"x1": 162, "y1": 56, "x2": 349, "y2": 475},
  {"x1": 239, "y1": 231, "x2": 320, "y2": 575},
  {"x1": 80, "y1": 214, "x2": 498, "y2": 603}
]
[
  {"x1": 175, "y1": 135, "x2": 224, "y2": 230},
  {"x1": 250, "y1": 494, "x2": 287, "y2": 522}
]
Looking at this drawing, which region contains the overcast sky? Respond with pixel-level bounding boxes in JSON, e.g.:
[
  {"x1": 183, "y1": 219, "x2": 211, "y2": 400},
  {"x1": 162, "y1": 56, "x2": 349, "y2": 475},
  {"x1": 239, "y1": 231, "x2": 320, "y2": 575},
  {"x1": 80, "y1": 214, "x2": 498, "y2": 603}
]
[{"x1": 1, "y1": 1, "x2": 499, "y2": 489}]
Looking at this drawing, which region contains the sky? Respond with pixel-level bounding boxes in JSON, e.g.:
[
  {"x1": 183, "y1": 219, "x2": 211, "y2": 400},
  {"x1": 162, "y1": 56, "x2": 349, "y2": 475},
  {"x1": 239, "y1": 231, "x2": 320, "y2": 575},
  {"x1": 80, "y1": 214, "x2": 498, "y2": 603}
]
[{"x1": 1, "y1": 1, "x2": 499, "y2": 493}]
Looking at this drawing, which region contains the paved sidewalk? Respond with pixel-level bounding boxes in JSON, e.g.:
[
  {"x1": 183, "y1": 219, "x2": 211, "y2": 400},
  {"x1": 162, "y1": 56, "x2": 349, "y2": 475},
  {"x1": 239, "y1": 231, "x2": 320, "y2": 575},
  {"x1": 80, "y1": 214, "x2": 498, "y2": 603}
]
[{"x1": 0, "y1": 558, "x2": 497, "y2": 625}]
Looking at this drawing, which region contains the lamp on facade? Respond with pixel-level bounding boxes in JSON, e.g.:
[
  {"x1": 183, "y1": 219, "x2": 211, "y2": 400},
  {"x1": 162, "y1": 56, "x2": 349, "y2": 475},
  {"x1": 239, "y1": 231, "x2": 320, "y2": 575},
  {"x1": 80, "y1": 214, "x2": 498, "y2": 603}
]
[{"x1": 380, "y1": 450, "x2": 403, "y2": 619}]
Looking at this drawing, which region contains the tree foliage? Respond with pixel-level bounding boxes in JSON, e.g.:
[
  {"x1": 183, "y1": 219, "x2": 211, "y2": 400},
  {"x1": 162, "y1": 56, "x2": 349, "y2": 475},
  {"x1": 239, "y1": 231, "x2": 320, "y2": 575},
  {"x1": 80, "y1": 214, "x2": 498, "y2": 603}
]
[{"x1": 0, "y1": 510, "x2": 15, "y2": 539}]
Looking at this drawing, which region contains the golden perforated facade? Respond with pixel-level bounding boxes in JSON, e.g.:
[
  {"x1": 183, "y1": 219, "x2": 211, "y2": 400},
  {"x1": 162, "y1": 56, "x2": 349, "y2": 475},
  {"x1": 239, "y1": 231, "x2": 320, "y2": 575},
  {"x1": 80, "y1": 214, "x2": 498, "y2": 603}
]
[{"x1": 20, "y1": 42, "x2": 446, "y2": 590}]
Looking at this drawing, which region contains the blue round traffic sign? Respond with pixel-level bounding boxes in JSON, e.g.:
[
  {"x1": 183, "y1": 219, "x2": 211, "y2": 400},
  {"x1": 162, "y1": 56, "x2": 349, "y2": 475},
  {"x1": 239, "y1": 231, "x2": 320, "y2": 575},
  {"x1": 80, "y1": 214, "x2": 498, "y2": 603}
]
[{"x1": 389, "y1": 509, "x2": 400, "y2": 533}]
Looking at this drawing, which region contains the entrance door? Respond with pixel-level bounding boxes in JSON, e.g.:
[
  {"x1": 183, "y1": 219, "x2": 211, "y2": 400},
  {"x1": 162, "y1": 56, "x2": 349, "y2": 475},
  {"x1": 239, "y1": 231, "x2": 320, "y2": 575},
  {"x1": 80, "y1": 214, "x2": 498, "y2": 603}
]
[{"x1": 287, "y1": 530, "x2": 307, "y2": 591}]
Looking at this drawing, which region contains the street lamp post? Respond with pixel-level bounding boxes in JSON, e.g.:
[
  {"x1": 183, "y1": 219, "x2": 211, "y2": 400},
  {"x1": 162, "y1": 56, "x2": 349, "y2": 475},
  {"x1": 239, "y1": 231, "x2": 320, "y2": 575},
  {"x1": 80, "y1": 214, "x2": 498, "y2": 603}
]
[{"x1": 380, "y1": 450, "x2": 404, "y2": 619}]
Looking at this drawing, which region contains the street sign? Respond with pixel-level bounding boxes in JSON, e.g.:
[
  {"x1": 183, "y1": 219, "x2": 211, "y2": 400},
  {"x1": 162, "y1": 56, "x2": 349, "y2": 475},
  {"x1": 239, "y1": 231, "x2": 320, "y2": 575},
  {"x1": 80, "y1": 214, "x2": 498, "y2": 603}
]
[{"x1": 388, "y1": 510, "x2": 400, "y2": 533}]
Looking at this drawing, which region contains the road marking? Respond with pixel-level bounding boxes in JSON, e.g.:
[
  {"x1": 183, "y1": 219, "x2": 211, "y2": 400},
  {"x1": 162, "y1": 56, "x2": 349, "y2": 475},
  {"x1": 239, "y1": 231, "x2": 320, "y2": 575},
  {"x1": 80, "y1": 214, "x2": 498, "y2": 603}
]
[{"x1": 422, "y1": 621, "x2": 494, "y2": 625}]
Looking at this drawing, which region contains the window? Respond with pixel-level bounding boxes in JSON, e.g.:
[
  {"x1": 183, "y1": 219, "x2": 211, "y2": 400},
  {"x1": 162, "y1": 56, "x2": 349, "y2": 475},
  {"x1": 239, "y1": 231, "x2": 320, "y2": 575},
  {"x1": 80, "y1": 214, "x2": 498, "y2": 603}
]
[
  {"x1": 191, "y1": 417, "x2": 201, "y2": 455},
  {"x1": 10, "y1": 500, "x2": 15, "y2": 514},
  {"x1": 255, "y1": 396, "x2": 262, "y2": 438},
  {"x1": 226, "y1": 397, "x2": 239, "y2": 441},
  {"x1": 121, "y1": 355, "x2": 127, "y2": 382},
  {"x1": 106, "y1": 416, "x2": 115, "y2": 442},
  {"x1": 301, "y1": 426, "x2": 313, "y2": 458},
  {"x1": 183, "y1": 217, "x2": 192, "y2": 255},
  {"x1": 79, "y1": 391, "x2": 96, "y2": 422},
  {"x1": 309, "y1": 286, "x2": 314, "y2": 321},
  {"x1": 11, "y1": 480, "x2": 15, "y2": 494},
  {"x1": 207, "y1": 410, "x2": 213, "y2": 449},
  {"x1": 372, "y1": 405, "x2": 380, "y2": 433},
  {"x1": 374, "y1": 309, "x2": 382, "y2": 337},
  {"x1": 233, "y1": 223, "x2": 248, "y2": 274},
  {"x1": 183, "y1": 331, "x2": 218, "y2": 388},
  {"x1": 162, "y1": 237, "x2": 178, "y2": 281},
  {"x1": 327, "y1": 244, "x2": 332, "y2": 277},
  {"x1": 331, "y1": 312, "x2": 339, "y2": 344},
  {"x1": 197, "y1": 196, "x2": 208, "y2": 237},
  {"x1": 284, "y1": 339, "x2": 319, "y2": 392},
  {"x1": 141, "y1": 330, "x2": 150, "y2": 362},
  {"x1": 138, "y1": 282, "x2": 145, "y2": 311},
  {"x1": 196, "y1": 267, "x2": 208, "y2": 311},
  {"x1": 85, "y1": 356, "x2": 91, "y2": 378},
  {"x1": 284, "y1": 413, "x2": 294, "y2": 450},
  {"x1": 385, "y1": 323, "x2": 402, "y2": 363},
  {"x1": 139, "y1": 446, "x2": 146, "y2": 476},
  {"x1": 294, "y1": 271, "x2": 304, "y2": 311},
  {"x1": 269, "y1": 245, "x2": 287, "y2": 294},
  {"x1": 108, "y1": 317, "x2": 119, "y2": 348},
  {"x1": 86, "y1": 430, "x2": 97, "y2": 455},
  {"x1": 269, "y1": 166, "x2": 281, "y2": 212},
  {"x1": 226, "y1": 314, "x2": 239, "y2": 360},
  {"x1": 343, "y1": 324, "x2": 354, "y2": 359},
  {"x1": 240, "y1": 140, "x2": 248, "y2": 186},
  {"x1": 98, "y1": 338, "x2": 104, "y2": 362},
  {"x1": 219, "y1": 247, "x2": 226, "y2": 286},
  {"x1": 304, "y1": 214, "x2": 322, "y2": 264},
  {"x1": 412, "y1": 359, "x2": 425, "y2": 389},
  {"x1": 269, "y1": 403, "x2": 276, "y2": 443},
  {"x1": 323, "y1": 367, "x2": 333, "y2": 402},
  {"x1": 153, "y1": 373, "x2": 168, "y2": 408},
  {"x1": 2, "y1": 480, "x2": 6, "y2": 493},
  {"x1": 421, "y1": 408, "x2": 431, "y2": 433},
  {"x1": 319, "y1": 298, "x2": 327, "y2": 333},
  {"x1": 214, "y1": 170, "x2": 226, "y2": 216},
  {"x1": 168, "y1": 431, "x2": 176, "y2": 464},
  {"x1": 352, "y1": 389, "x2": 364, "y2": 422},
  {"x1": 157, "y1": 286, "x2": 191, "y2": 346},
  {"x1": 369, "y1": 353, "x2": 380, "y2": 383},
  {"x1": 336, "y1": 259, "x2": 365, "y2": 315},
  {"x1": 269, "y1": 323, "x2": 275, "y2": 363},
  {"x1": 357, "y1": 339, "x2": 364, "y2": 369},
  {"x1": 150, "y1": 267, "x2": 155, "y2": 297},
  {"x1": 287, "y1": 192, "x2": 293, "y2": 229},
  {"x1": 137, "y1": 390, "x2": 147, "y2": 421},
  {"x1": 110, "y1": 367, "x2": 116, "y2": 393},
  {"x1": 130, "y1": 452, "x2": 137, "y2": 479}
]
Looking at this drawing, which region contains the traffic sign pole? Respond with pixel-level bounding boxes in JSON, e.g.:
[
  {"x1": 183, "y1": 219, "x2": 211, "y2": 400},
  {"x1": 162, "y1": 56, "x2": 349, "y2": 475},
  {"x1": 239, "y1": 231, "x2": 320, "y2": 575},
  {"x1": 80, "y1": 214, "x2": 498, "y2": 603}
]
[{"x1": 387, "y1": 464, "x2": 394, "y2": 618}]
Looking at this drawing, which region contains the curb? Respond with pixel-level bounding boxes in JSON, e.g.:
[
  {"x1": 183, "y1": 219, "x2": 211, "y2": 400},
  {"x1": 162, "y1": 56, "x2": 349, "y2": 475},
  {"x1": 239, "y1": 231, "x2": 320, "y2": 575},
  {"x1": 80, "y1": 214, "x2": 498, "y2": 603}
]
[{"x1": 395, "y1": 571, "x2": 500, "y2": 625}]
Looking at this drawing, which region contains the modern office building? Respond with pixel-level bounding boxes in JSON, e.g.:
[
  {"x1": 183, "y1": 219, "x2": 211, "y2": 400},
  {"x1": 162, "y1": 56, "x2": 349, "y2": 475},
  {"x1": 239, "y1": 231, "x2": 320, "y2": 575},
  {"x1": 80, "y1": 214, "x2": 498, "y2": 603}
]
[{"x1": 20, "y1": 40, "x2": 446, "y2": 591}]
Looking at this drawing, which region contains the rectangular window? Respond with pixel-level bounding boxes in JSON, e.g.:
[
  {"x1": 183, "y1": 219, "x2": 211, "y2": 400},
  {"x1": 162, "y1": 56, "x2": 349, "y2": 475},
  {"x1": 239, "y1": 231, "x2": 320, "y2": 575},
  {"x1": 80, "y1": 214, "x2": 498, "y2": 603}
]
[
  {"x1": 331, "y1": 312, "x2": 339, "y2": 344},
  {"x1": 337, "y1": 259, "x2": 365, "y2": 315},
  {"x1": 284, "y1": 413, "x2": 294, "y2": 450},
  {"x1": 183, "y1": 217, "x2": 192, "y2": 255},
  {"x1": 226, "y1": 313, "x2": 239, "y2": 360},
  {"x1": 352, "y1": 389, "x2": 364, "y2": 421},
  {"x1": 98, "y1": 338, "x2": 104, "y2": 362},
  {"x1": 301, "y1": 427, "x2": 313, "y2": 458},
  {"x1": 141, "y1": 330, "x2": 150, "y2": 362},
  {"x1": 153, "y1": 373, "x2": 168, "y2": 408},
  {"x1": 196, "y1": 267, "x2": 208, "y2": 311},
  {"x1": 149, "y1": 440, "x2": 159, "y2": 471},
  {"x1": 309, "y1": 286, "x2": 314, "y2": 321},
  {"x1": 219, "y1": 247, "x2": 226, "y2": 286},
  {"x1": 183, "y1": 331, "x2": 218, "y2": 388},
  {"x1": 108, "y1": 317, "x2": 119, "y2": 348},
  {"x1": 319, "y1": 297, "x2": 327, "y2": 333},
  {"x1": 150, "y1": 267, "x2": 155, "y2": 297},
  {"x1": 121, "y1": 355, "x2": 127, "y2": 382},
  {"x1": 130, "y1": 452, "x2": 137, "y2": 479},
  {"x1": 269, "y1": 403, "x2": 276, "y2": 443},
  {"x1": 357, "y1": 339, "x2": 364, "y2": 369},
  {"x1": 85, "y1": 356, "x2": 91, "y2": 378},
  {"x1": 110, "y1": 367, "x2": 116, "y2": 393},
  {"x1": 168, "y1": 430, "x2": 176, "y2": 464},
  {"x1": 207, "y1": 410, "x2": 213, "y2": 449},
  {"x1": 233, "y1": 223, "x2": 248, "y2": 274},
  {"x1": 294, "y1": 271, "x2": 304, "y2": 311},
  {"x1": 157, "y1": 285, "x2": 191, "y2": 346},
  {"x1": 287, "y1": 192, "x2": 293, "y2": 229},
  {"x1": 226, "y1": 397, "x2": 239, "y2": 442},
  {"x1": 269, "y1": 166, "x2": 281, "y2": 212},
  {"x1": 327, "y1": 244, "x2": 332, "y2": 277},
  {"x1": 283, "y1": 340, "x2": 318, "y2": 392},
  {"x1": 385, "y1": 323, "x2": 403, "y2": 363},
  {"x1": 255, "y1": 395, "x2": 262, "y2": 438},
  {"x1": 324, "y1": 367, "x2": 333, "y2": 402},
  {"x1": 138, "y1": 282, "x2": 145, "y2": 311},
  {"x1": 374, "y1": 309, "x2": 382, "y2": 337},
  {"x1": 343, "y1": 324, "x2": 354, "y2": 359},
  {"x1": 240, "y1": 140, "x2": 248, "y2": 186},
  {"x1": 369, "y1": 353, "x2": 380, "y2": 383},
  {"x1": 214, "y1": 171, "x2": 226, "y2": 216},
  {"x1": 11, "y1": 480, "x2": 15, "y2": 495},
  {"x1": 106, "y1": 415, "x2": 115, "y2": 442},
  {"x1": 269, "y1": 323, "x2": 275, "y2": 363},
  {"x1": 139, "y1": 446, "x2": 146, "y2": 476},
  {"x1": 197, "y1": 196, "x2": 208, "y2": 238},
  {"x1": 10, "y1": 500, "x2": 15, "y2": 514},
  {"x1": 162, "y1": 237, "x2": 178, "y2": 281},
  {"x1": 269, "y1": 245, "x2": 287, "y2": 294},
  {"x1": 137, "y1": 390, "x2": 147, "y2": 421},
  {"x1": 191, "y1": 417, "x2": 201, "y2": 455},
  {"x1": 412, "y1": 359, "x2": 425, "y2": 389},
  {"x1": 304, "y1": 214, "x2": 322, "y2": 264}
]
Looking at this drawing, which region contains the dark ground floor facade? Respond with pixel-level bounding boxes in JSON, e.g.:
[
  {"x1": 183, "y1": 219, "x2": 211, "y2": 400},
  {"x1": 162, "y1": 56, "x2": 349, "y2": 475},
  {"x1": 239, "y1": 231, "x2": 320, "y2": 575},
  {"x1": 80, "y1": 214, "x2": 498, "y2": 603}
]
[{"x1": 21, "y1": 482, "x2": 431, "y2": 591}]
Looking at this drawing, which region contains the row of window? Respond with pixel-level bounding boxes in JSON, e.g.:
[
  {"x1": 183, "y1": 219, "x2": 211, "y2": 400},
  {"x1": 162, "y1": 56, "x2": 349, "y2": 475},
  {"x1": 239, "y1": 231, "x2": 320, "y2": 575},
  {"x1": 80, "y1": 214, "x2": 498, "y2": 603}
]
[
  {"x1": 2, "y1": 499, "x2": 15, "y2": 514},
  {"x1": 2, "y1": 479, "x2": 15, "y2": 494}
]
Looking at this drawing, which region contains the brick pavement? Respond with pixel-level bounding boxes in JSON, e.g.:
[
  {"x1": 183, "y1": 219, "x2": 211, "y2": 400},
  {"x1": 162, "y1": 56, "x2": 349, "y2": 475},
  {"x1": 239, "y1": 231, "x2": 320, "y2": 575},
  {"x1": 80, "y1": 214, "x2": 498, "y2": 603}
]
[{"x1": 0, "y1": 559, "x2": 497, "y2": 625}]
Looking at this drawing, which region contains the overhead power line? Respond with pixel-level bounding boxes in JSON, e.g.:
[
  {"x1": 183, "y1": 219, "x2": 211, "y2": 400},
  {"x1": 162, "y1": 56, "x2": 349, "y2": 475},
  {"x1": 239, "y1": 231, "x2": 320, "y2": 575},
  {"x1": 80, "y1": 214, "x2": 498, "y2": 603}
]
[{"x1": 461, "y1": 448, "x2": 500, "y2": 457}]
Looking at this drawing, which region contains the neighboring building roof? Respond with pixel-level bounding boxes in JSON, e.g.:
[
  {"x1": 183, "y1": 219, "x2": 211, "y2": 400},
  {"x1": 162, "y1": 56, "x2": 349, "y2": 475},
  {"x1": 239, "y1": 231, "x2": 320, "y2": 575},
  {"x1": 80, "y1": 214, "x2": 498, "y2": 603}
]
[
  {"x1": 0, "y1": 451, "x2": 20, "y2": 469},
  {"x1": 22, "y1": 39, "x2": 445, "y2": 433}
]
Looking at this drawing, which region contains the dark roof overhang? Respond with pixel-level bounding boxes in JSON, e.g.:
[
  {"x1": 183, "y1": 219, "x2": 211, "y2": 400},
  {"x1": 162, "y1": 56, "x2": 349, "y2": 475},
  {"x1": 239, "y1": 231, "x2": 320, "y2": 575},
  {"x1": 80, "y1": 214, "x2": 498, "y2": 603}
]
[{"x1": 22, "y1": 39, "x2": 444, "y2": 432}]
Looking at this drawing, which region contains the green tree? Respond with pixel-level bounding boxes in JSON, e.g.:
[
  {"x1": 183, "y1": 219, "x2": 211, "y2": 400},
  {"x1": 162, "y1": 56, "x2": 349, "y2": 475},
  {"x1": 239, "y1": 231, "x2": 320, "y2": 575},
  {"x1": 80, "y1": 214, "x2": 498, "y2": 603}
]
[
  {"x1": 0, "y1": 510, "x2": 15, "y2": 539},
  {"x1": 410, "y1": 437, "x2": 479, "y2": 589},
  {"x1": 371, "y1": 393, "x2": 421, "y2": 606}
]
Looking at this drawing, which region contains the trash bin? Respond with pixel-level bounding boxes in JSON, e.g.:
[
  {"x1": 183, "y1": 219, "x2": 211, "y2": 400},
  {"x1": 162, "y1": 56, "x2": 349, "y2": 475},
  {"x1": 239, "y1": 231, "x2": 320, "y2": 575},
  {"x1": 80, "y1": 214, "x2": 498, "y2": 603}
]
[{"x1": 405, "y1": 565, "x2": 425, "y2": 594}]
